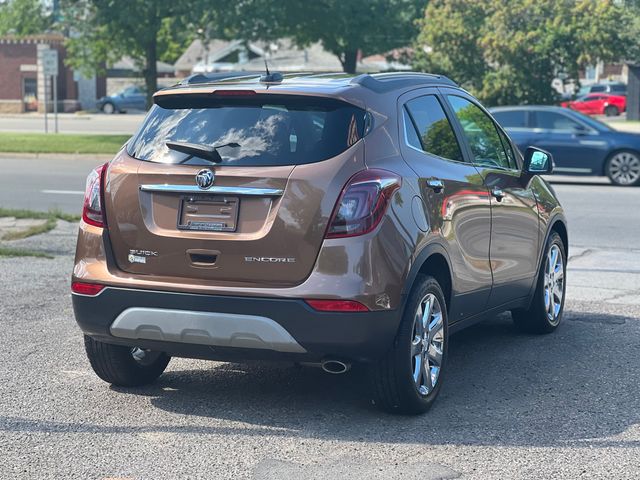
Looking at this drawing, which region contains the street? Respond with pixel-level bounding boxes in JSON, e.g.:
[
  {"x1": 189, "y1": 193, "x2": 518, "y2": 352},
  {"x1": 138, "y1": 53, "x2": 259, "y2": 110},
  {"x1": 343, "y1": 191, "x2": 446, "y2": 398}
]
[
  {"x1": 0, "y1": 113, "x2": 144, "y2": 135},
  {"x1": 0, "y1": 163, "x2": 639, "y2": 478}
]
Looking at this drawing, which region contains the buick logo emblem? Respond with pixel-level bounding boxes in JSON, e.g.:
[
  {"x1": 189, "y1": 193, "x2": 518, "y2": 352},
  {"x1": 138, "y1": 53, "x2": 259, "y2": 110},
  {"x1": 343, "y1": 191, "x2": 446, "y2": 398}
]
[{"x1": 195, "y1": 169, "x2": 214, "y2": 189}]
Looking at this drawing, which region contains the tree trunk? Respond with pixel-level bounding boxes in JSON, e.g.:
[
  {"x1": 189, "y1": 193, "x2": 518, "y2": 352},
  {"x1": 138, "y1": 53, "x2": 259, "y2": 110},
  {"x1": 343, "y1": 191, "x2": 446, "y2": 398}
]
[
  {"x1": 341, "y1": 49, "x2": 358, "y2": 74},
  {"x1": 143, "y1": 37, "x2": 158, "y2": 109}
]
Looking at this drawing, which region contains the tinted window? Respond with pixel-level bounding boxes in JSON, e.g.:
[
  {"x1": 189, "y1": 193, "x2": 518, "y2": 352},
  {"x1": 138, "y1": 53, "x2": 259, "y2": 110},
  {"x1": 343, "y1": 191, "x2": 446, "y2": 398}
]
[
  {"x1": 532, "y1": 111, "x2": 582, "y2": 131},
  {"x1": 127, "y1": 95, "x2": 365, "y2": 166},
  {"x1": 492, "y1": 110, "x2": 526, "y2": 128},
  {"x1": 403, "y1": 109, "x2": 422, "y2": 150},
  {"x1": 404, "y1": 95, "x2": 464, "y2": 162},
  {"x1": 610, "y1": 84, "x2": 626, "y2": 93},
  {"x1": 591, "y1": 85, "x2": 606, "y2": 92},
  {"x1": 496, "y1": 128, "x2": 517, "y2": 169},
  {"x1": 447, "y1": 95, "x2": 513, "y2": 170}
]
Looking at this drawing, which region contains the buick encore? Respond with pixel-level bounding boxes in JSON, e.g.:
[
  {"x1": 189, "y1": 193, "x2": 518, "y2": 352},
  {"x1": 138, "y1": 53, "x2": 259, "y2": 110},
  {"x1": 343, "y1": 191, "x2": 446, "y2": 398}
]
[{"x1": 72, "y1": 72, "x2": 568, "y2": 414}]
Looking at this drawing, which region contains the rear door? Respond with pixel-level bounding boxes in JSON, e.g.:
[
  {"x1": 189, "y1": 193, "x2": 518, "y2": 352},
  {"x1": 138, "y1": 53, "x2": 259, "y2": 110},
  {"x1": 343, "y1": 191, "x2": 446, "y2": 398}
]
[
  {"x1": 443, "y1": 91, "x2": 539, "y2": 307},
  {"x1": 103, "y1": 92, "x2": 367, "y2": 288},
  {"x1": 398, "y1": 88, "x2": 492, "y2": 321}
]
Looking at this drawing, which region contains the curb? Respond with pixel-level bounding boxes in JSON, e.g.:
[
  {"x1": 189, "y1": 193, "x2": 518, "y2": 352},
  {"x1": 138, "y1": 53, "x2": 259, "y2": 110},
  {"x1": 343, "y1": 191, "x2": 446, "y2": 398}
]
[{"x1": 0, "y1": 152, "x2": 114, "y2": 161}]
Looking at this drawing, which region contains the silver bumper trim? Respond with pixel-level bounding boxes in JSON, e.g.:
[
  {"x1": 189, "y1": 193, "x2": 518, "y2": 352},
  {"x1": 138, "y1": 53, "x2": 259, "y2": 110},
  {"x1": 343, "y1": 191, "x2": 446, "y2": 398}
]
[{"x1": 110, "y1": 307, "x2": 306, "y2": 353}]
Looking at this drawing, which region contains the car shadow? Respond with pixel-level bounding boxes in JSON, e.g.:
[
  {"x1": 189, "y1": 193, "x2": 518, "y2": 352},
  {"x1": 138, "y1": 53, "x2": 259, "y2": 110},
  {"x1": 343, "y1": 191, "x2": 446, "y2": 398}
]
[{"x1": 114, "y1": 309, "x2": 640, "y2": 449}]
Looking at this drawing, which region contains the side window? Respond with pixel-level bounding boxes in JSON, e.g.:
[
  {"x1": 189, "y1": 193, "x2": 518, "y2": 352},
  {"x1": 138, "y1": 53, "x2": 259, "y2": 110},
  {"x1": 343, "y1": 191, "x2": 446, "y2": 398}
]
[
  {"x1": 492, "y1": 110, "x2": 526, "y2": 128},
  {"x1": 447, "y1": 95, "x2": 513, "y2": 170},
  {"x1": 404, "y1": 95, "x2": 464, "y2": 163},
  {"x1": 403, "y1": 109, "x2": 422, "y2": 150},
  {"x1": 532, "y1": 111, "x2": 582, "y2": 131},
  {"x1": 496, "y1": 128, "x2": 517, "y2": 169}
]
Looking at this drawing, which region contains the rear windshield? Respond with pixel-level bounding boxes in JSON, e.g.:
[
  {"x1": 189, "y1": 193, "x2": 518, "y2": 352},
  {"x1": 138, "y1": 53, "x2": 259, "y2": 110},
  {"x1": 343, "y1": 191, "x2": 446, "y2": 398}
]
[{"x1": 127, "y1": 94, "x2": 366, "y2": 166}]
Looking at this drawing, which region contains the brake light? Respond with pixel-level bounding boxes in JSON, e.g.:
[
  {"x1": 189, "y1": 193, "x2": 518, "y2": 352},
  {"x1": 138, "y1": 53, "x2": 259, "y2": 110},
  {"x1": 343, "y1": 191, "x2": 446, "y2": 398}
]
[
  {"x1": 71, "y1": 281, "x2": 104, "y2": 296},
  {"x1": 213, "y1": 90, "x2": 257, "y2": 96},
  {"x1": 82, "y1": 163, "x2": 107, "y2": 227},
  {"x1": 326, "y1": 169, "x2": 401, "y2": 239},
  {"x1": 305, "y1": 299, "x2": 369, "y2": 312}
]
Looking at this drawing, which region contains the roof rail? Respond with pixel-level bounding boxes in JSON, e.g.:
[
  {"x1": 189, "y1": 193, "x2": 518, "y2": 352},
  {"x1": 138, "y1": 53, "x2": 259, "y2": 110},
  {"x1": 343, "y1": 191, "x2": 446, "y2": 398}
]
[{"x1": 350, "y1": 72, "x2": 457, "y2": 93}]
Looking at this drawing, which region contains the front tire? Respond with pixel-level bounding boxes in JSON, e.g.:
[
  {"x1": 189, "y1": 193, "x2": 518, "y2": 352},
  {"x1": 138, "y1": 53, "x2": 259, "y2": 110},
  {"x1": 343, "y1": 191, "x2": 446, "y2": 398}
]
[
  {"x1": 370, "y1": 275, "x2": 448, "y2": 414},
  {"x1": 102, "y1": 102, "x2": 116, "y2": 114},
  {"x1": 84, "y1": 335, "x2": 170, "y2": 387},
  {"x1": 512, "y1": 231, "x2": 566, "y2": 334},
  {"x1": 605, "y1": 150, "x2": 640, "y2": 186}
]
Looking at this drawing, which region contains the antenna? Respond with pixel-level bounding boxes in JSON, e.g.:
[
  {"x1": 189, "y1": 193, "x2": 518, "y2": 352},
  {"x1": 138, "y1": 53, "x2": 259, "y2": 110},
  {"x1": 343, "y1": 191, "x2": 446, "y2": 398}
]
[{"x1": 264, "y1": 56, "x2": 270, "y2": 76}]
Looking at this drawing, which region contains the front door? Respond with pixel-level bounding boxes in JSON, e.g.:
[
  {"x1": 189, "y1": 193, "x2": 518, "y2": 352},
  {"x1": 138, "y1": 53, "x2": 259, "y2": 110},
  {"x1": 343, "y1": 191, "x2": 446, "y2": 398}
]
[
  {"x1": 443, "y1": 91, "x2": 540, "y2": 308},
  {"x1": 398, "y1": 89, "x2": 492, "y2": 322}
]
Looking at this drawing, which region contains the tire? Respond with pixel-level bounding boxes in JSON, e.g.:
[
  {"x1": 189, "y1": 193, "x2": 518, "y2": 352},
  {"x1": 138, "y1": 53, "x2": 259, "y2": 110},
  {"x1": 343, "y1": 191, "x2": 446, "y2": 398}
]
[
  {"x1": 84, "y1": 335, "x2": 170, "y2": 387},
  {"x1": 605, "y1": 150, "x2": 640, "y2": 186},
  {"x1": 604, "y1": 105, "x2": 619, "y2": 117},
  {"x1": 102, "y1": 102, "x2": 116, "y2": 114},
  {"x1": 512, "y1": 231, "x2": 566, "y2": 334},
  {"x1": 370, "y1": 275, "x2": 448, "y2": 414}
]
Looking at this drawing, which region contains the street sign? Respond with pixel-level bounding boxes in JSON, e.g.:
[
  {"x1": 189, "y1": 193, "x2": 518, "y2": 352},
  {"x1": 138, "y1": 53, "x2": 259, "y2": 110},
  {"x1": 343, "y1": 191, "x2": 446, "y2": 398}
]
[{"x1": 42, "y1": 49, "x2": 58, "y2": 76}]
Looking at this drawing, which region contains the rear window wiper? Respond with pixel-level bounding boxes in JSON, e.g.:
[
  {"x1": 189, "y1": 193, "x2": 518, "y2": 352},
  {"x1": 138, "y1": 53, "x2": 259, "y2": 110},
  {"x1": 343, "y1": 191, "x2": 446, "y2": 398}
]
[{"x1": 166, "y1": 141, "x2": 240, "y2": 164}]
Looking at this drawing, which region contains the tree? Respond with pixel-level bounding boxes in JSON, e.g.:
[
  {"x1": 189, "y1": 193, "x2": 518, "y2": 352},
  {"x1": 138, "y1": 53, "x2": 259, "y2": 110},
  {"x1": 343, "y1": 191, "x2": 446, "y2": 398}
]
[
  {"x1": 231, "y1": 0, "x2": 426, "y2": 73},
  {"x1": 414, "y1": 0, "x2": 630, "y2": 105},
  {"x1": 62, "y1": 0, "x2": 218, "y2": 107},
  {"x1": 0, "y1": 0, "x2": 52, "y2": 36}
]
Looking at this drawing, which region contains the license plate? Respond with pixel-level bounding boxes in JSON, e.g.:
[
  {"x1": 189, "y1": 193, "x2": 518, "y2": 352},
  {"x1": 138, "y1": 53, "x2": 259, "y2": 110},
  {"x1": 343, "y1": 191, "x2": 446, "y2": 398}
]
[{"x1": 178, "y1": 195, "x2": 239, "y2": 232}]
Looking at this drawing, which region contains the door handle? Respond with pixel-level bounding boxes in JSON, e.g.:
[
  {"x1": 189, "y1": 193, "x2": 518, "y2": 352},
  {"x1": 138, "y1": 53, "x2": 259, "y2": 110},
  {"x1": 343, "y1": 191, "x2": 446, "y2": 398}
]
[
  {"x1": 491, "y1": 187, "x2": 505, "y2": 201},
  {"x1": 426, "y1": 178, "x2": 444, "y2": 193}
]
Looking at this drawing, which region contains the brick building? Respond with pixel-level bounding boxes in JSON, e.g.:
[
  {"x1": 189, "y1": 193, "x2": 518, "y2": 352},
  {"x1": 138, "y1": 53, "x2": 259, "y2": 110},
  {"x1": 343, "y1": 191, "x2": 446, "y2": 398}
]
[{"x1": 0, "y1": 34, "x2": 105, "y2": 113}]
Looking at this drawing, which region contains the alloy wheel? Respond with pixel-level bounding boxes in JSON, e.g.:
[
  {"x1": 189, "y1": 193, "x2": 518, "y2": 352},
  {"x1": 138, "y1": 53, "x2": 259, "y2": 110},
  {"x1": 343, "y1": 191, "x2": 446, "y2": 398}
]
[
  {"x1": 608, "y1": 152, "x2": 640, "y2": 185},
  {"x1": 411, "y1": 293, "x2": 444, "y2": 396},
  {"x1": 544, "y1": 245, "x2": 564, "y2": 325}
]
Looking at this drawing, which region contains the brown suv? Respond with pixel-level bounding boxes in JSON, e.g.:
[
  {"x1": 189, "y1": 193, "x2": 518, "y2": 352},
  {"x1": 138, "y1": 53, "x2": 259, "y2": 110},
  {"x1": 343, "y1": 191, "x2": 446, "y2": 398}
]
[{"x1": 72, "y1": 72, "x2": 568, "y2": 414}]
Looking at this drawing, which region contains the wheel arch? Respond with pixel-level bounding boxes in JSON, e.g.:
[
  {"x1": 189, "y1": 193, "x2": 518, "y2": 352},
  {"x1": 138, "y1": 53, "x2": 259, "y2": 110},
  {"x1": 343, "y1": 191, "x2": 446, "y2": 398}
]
[
  {"x1": 403, "y1": 243, "x2": 454, "y2": 315},
  {"x1": 549, "y1": 217, "x2": 568, "y2": 258}
]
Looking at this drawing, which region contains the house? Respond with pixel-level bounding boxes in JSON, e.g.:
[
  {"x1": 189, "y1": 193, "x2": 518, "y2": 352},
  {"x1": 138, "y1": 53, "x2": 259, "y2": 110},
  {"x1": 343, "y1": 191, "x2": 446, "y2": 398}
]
[
  {"x1": 0, "y1": 34, "x2": 105, "y2": 113},
  {"x1": 174, "y1": 38, "x2": 410, "y2": 77}
]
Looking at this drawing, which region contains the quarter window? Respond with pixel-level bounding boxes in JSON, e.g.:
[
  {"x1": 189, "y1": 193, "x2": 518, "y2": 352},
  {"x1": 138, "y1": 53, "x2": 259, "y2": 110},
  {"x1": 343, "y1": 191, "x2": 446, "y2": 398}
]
[
  {"x1": 404, "y1": 95, "x2": 464, "y2": 163},
  {"x1": 447, "y1": 95, "x2": 513, "y2": 170},
  {"x1": 531, "y1": 111, "x2": 582, "y2": 131}
]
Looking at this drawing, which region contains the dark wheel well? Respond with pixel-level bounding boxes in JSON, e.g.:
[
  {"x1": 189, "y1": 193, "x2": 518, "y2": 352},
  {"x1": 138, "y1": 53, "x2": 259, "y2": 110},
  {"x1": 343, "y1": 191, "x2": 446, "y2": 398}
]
[
  {"x1": 550, "y1": 220, "x2": 568, "y2": 258},
  {"x1": 417, "y1": 253, "x2": 452, "y2": 313}
]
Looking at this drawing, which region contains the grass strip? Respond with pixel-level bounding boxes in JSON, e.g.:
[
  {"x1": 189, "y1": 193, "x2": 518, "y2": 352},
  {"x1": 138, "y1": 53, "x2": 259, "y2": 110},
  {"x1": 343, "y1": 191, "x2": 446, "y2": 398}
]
[
  {"x1": 0, "y1": 132, "x2": 129, "y2": 154},
  {"x1": 0, "y1": 246, "x2": 54, "y2": 259},
  {"x1": 0, "y1": 207, "x2": 80, "y2": 240}
]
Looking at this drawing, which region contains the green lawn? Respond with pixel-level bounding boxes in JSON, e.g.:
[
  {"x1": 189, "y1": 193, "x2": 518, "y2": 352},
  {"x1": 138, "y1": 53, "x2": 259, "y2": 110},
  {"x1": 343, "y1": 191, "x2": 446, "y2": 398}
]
[{"x1": 0, "y1": 132, "x2": 130, "y2": 154}]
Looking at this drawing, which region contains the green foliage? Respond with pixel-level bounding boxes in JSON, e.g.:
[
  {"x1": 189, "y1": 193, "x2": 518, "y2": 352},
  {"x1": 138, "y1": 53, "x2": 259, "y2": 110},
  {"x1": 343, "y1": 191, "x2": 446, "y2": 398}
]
[
  {"x1": 414, "y1": 0, "x2": 630, "y2": 105},
  {"x1": 231, "y1": 0, "x2": 427, "y2": 73},
  {"x1": 0, "y1": 0, "x2": 52, "y2": 36},
  {"x1": 0, "y1": 132, "x2": 130, "y2": 154}
]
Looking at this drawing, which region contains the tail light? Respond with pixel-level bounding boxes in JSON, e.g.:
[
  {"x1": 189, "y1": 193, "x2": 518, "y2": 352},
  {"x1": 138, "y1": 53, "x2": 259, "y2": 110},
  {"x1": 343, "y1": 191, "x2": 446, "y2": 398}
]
[
  {"x1": 82, "y1": 163, "x2": 108, "y2": 227},
  {"x1": 305, "y1": 299, "x2": 369, "y2": 312},
  {"x1": 326, "y1": 169, "x2": 401, "y2": 239}
]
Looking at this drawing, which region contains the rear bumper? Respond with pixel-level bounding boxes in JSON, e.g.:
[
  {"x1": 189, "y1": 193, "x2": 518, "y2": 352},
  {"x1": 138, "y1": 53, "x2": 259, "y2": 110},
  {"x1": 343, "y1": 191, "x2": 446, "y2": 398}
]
[{"x1": 73, "y1": 287, "x2": 402, "y2": 363}]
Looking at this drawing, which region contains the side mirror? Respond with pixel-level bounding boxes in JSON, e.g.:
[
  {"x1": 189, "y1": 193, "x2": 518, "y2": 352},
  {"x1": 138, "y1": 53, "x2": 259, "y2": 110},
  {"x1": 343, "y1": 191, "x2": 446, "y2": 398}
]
[{"x1": 523, "y1": 147, "x2": 553, "y2": 175}]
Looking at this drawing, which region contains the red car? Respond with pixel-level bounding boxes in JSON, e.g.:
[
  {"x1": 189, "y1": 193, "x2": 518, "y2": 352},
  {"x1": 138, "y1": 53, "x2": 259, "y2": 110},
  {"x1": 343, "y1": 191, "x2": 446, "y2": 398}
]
[{"x1": 561, "y1": 93, "x2": 626, "y2": 117}]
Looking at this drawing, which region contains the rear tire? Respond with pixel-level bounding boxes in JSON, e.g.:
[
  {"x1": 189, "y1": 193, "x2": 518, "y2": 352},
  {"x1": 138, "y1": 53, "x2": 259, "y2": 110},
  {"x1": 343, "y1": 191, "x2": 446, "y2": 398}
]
[
  {"x1": 370, "y1": 275, "x2": 448, "y2": 414},
  {"x1": 605, "y1": 150, "x2": 640, "y2": 186},
  {"x1": 84, "y1": 335, "x2": 170, "y2": 386},
  {"x1": 604, "y1": 105, "x2": 619, "y2": 117},
  {"x1": 512, "y1": 232, "x2": 566, "y2": 334}
]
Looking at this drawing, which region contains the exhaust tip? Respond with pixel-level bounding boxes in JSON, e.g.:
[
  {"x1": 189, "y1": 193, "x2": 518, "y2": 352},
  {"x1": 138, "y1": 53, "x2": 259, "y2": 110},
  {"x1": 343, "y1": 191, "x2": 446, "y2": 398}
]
[{"x1": 321, "y1": 360, "x2": 351, "y2": 375}]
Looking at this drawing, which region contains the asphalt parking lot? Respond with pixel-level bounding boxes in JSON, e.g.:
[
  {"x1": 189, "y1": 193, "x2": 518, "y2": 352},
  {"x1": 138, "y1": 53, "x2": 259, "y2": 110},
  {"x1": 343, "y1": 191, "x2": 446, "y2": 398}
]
[{"x1": 0, "y1": 180, "x2": 639, "y2": 479}]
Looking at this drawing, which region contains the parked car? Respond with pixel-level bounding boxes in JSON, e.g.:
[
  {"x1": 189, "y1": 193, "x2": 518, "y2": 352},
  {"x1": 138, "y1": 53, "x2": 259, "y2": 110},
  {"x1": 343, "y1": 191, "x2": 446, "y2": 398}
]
[
  {"x1": 72, "y1": 72, "x2": 568, "y2": 414},
  {"x1": 96, "y1": 85, "x2": 147, "y2": 113},
  {"x1": 577, "y1": 82, "x2": 627, "y2": 97},
  {"x1": 491, "y1": 105, "x2": 640, "y2": 186},
  {"x1": 561, "y1": 93, "x2": 626, "y2": 117}
]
